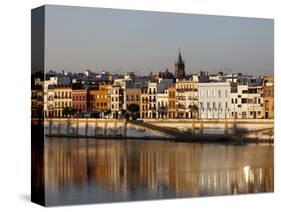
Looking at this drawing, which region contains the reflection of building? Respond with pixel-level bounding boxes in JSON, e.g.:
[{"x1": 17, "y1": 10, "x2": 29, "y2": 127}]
[
  {"x1": 44, "y1": 139, "x2": 274, "y2": 204},
  {"x1": 198, "y1": 82, "x2": 231, "y2": 119},
  {"x1": 263, "y1": 77, "x2": 274, "y2": 119},
  {"x1": 54, "y1": 86, "x2": 72, "y2": 117}
]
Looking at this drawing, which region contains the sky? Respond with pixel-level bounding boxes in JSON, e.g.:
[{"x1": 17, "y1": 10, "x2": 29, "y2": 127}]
[{"x1": 44, "y1": 5, "x2": 274, "y2": 76}]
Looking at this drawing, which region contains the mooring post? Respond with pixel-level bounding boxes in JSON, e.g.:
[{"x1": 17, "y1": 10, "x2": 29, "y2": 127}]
[
  {"x1": 76, "y1": 117, "x2": 79, "y2": 136},
  {"x1": 192, "y1": 119, "x2": 195, "y2": 134},
  {"x1": 123, "y1": 120, "x2": 128, "y2": 137},
  {"x1": 49, "y1": 118, "x2": 52, "y2": 136},
  {"x1": 66, "y1": 118, "x2": 70, "y2": 135},
  {"x1": 224, "y1": 119, "x2": 228, "y2": 136},
  {"x1": 58, "y1": 118, "x2": 61, "y2": 135},
  {"x1": 233, "y1": 118, "x2": 237, "y2": 137},
  {"x1": 104, "y1": 119, "x2": 108, "y2": 136},
  {"x1": 200, "y1": 120, "x2": 204, "y2": 135},
  {"x1": 85, "y1": 118, "x2": 88, "y2": 137},
  {"x1": 94, "y1": 119, "x2": 98, "y2": 136},
  {"x1": 114, "y1": 119, "x2": 117, "y2": 136}
]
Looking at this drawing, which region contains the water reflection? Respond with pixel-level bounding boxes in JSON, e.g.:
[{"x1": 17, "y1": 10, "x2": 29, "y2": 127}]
[{"x1": 43, "y1": 138, "x2": 273, "y2": 205}]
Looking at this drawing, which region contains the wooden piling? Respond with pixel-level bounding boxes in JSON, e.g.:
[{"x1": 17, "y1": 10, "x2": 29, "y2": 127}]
[
  {"x1": 123, "y1": 120, "x2": 128, "y2": 137},
  {"x1": 57, "y1": 118, "x2": 61, "y2": 135},
  {"x1": 224, "y1": 119, "x2": 228, "y2": 136},
  {"x1": 192, "y1": 119, "x2": 195, "y2": 134},
  {"x1": 76, "y1": 118, "x2": 79, "y2": 136},
  {"x1": 114, "y1": 119, "x2": 117, "y2": 136},
  {"x1": 94, "y1": 119, "x2": 98, "y2": 136},
  {"x1": 49, "y1": 118, "x2": 52, "y2": 135},
  {"x1": 104, "y1": 119, "x2": 108, "y2": 136},
  {"x1": 66, "y1": 118, "x2": 70, "y2": 135},
  {"x1": 200, "y1": 120, "x2": 204, "y2": 135}
]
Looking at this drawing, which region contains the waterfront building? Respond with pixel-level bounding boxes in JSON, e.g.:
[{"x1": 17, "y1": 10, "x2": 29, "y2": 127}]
[
  {"x1": 147, "y1": 82, "x2": 157, "y2": 118},
  {"x1": 263, "y1": 76, "x2": 274, "y2": 119},
  {"x1": 175, "y1": 79, "x2": 198, "y2": 118},
  {"x1": 174, "y1": 50, "x2": 186, "y2": 79},
  {"x1": 123, "y1": 88, "x2": 141, "y2": 111},
  {"x1": 168, "y1": 85, "x2": 177, "y2": 118},
  {"x1": 198, "y1": 82, "x2": 231, "y2": 119},
  {"x1": 90, "y1": 83, "x2": 110, "y2": 117},
  {"x1": 140, "y1": 86, "x2": 149, "y2": 119},
  {"x1": 45, "y1": 85, "x2": 55, "y2": 117},
  {"x1": 53, "y1": 86, "x2": 72, "y2": 117},
  {"x1": 72, "y1": 87, "x2": 89, "y2": 113},
  {"x1": 110, "y1": 85, "x2": 123, "y2": 118},
  {"x1": 156, "y1": 89, "x2": 169, "y2": 119},
  {"x1": 230, "y1": 84, "x2": 264, "y2": 119}
]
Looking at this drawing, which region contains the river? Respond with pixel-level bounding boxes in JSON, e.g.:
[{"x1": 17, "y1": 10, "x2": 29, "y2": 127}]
[{"x1": 42, "y1": 137, "x2": 273, "y2": 206}]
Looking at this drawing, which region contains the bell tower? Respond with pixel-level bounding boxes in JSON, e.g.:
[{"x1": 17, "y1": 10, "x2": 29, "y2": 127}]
[{"x1": 174, "y1": 49, "x2": 185, "y2": 79}]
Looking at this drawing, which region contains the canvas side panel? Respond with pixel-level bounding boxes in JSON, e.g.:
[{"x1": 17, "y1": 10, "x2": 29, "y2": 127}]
[{"x1": 31, "y1": 5, "x2": 45, "y2": 206}]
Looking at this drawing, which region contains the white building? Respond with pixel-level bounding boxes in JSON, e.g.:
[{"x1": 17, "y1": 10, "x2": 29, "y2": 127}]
[
  {"x1": 230, "y1": 84, "x2": 264, "y2": 119},
  {"x1": 147, "y1": 82, "x2": 157, "y2": 118},
  {"x1": 109, "y1": 85, "x2": 123, "y2": 118},
  {"x1": 156, "y1": 89, "x2": 169, "y2": 119},
  {"x1": 198, "y1": 82, "x2": 231, "y2": 119}
]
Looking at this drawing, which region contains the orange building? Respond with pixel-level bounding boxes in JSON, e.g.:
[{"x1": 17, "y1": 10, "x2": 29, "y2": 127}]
[{"x1": 89, "y1": 83, "x2": 111, "y2": 116}]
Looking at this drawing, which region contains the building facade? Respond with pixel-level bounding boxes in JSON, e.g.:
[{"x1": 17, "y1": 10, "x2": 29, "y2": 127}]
[
  {"x1": 198, "y1": 82, "x2": 231, "y2": 119},
  {"x1": 53, "y1": 87, "x2": 72, "y2": 117},
  {"x1": 90, "y1": 84, "x2": 110, "y2": 117},
  {"x1": 263, "y1": 77, "x2": 274, "y2": 119},
  {"x1": 72, "y1": 88, "x2": 89, "y2": 112},
  {"x1": 175, "y1": 79, "x2": 198, "y2": 118}
]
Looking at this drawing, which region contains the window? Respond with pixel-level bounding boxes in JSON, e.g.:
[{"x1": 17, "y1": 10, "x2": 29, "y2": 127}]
[{"x1": 241, "y1": 98, "x2": 247, "y2": 103}]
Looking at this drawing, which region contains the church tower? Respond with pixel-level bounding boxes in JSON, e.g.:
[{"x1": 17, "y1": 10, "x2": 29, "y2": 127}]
[{"x1": 174, "y1": 49, "x2": 185, "y2": 79}]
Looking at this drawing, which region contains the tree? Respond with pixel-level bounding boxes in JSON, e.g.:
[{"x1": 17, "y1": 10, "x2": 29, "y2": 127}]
[
  {"x1": 127, "y1": 104, "x2": 140, "y2": 113},
  {"x1": 62, "y1": 107, "x2": 76, "y2": 117},
  {"x1": 127, "y1": 104, "x2": 140, "y2": 119}
]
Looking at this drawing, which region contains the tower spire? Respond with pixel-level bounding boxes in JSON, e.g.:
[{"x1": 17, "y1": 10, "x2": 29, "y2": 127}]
[{"x1": 174, "y1": 49, "x2": 185, "y2": 79}]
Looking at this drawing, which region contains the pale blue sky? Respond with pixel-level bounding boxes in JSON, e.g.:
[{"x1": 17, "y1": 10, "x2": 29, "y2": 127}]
[{"x1": 45, "y1": 5, "x2": 274, "y2": 76}]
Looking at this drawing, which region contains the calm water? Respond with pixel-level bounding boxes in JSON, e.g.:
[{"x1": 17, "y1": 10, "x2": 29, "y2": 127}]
[{"x1": 43, "y1": 138, "x2": 273, "y2": 205}]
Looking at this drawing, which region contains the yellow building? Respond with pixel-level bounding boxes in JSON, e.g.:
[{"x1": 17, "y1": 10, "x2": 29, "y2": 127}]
[
  {"x1": 175, "y1": 79, "x2": 198, "y2": 118},
  {"x1": 168, "y1": 85, "x2": 176, "y2": 118},
  {"x1": 90, "y1": 83, "x2": 111, "y2": 116},
  {"x1": 54, "y1": 86, "x2": 72, "y2": 117},
  {"x1": 263, "y1": 76, "x2": 274, "y2": 119}
]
